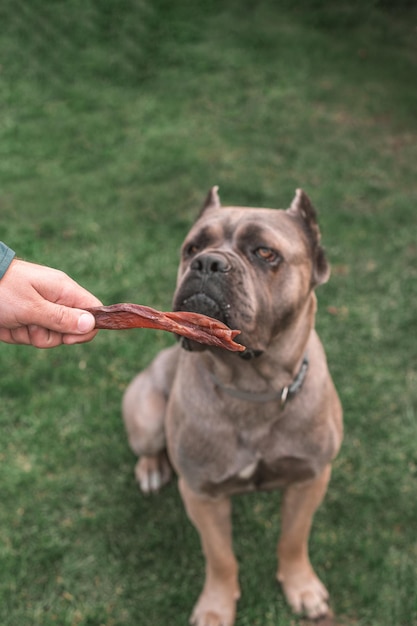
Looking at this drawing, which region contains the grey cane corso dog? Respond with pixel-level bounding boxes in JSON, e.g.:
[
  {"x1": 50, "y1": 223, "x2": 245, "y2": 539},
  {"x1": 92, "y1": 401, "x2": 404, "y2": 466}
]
[{"x1": 122, "y1": 187, "x2": 343, "y2": 624}]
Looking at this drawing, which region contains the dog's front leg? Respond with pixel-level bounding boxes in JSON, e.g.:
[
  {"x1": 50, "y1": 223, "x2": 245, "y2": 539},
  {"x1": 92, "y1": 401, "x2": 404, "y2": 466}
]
[
  {"x1": 179, "y1": 478, "x2": 240, "y2": 626},
  {"x1": 277, "y1": 464, "x2": 332, "y2": 620}
]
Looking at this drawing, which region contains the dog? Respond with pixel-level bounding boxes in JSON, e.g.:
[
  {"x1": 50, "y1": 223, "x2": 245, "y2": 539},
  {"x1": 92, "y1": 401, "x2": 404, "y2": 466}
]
[{"x1": 122, "y1": 187, "x2": 343, "y2": 624}]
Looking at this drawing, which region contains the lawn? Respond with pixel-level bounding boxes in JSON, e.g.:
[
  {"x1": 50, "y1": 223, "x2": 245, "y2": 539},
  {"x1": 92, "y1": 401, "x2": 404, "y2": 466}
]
[{"x1": 0, "y1": 1, "x2": 416, "y2": 625}]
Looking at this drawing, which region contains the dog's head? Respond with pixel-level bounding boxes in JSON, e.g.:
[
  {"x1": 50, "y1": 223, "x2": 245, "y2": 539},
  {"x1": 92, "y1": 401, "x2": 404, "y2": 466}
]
[{"x1": 173, "y1": 187, "x2": 330, "y2": 356}]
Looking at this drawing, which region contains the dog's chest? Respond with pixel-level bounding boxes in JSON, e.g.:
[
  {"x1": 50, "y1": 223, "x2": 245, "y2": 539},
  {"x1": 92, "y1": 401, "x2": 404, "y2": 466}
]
[
  {"x1": 170, "y1": 409, "x2": 317, "y2": 497},
  {"x1": 202, "y1": 454, "x2": 316, "y2": 497}
]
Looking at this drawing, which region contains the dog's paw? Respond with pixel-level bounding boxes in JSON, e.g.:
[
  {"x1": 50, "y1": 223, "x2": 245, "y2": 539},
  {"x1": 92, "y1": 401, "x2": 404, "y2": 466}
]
[
  {"x1": 191, "y1": 610, "x2": 232, "y2": 626},
  {"x1": 278, "y1": 568, "x2": 330, "y2": 620},
  {"x1": 135, "y1": 452, "x2": 172, "y2": 494},
  {"x1": 190, "y1": 586, "x2": 239, "y2": 626}
]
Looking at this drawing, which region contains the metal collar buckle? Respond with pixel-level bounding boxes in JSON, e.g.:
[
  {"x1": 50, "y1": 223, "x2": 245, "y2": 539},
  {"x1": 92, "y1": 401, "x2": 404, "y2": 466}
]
[{"x1": 280, "y1": 385, "x2": 290, "y2": 408}]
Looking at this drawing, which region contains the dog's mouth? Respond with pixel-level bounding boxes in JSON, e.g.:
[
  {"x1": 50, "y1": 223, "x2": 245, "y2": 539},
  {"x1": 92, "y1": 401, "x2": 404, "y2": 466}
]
[
  {"x1": 173, "y1": 294, "x2": 262, "y2": 358},
  {"x1": 173, "y1": 293, "x2": 246, "y2": 353},
  {"x1": 174, "y1": 293, "x2": 229, "y2": 325}
]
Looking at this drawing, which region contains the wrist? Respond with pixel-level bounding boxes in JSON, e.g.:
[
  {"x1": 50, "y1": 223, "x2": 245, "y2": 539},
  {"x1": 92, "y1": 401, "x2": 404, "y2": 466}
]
[{"x1": 0, "y1": 242, "x2": 16, "y2": 280}]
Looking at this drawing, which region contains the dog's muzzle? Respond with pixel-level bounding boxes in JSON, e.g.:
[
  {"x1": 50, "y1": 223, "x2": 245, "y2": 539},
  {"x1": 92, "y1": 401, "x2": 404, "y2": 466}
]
[
  {"x1": 173, "y1": 251, "x2": 234, "y2": 324},
  {"x1": 174, "y1": 251, "x2": 260, "y2": 356}
]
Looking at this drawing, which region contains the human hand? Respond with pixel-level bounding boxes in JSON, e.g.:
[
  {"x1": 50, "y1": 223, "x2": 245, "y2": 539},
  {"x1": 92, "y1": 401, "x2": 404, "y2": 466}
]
[{"x1": 0, "y1": 259, "x2": 102, "y2": 348}]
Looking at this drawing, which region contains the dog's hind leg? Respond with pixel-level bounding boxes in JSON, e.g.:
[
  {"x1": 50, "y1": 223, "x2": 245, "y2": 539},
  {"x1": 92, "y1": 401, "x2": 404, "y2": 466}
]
[
  {"x1": 277, "y1": 464, "x2": 332, "y2": 620},
  {"x1": 122, "y1": 345, "x2": 179, "y2": 493},
  {"x1": 134, "y1": 451, "x2": 172, "y2": 494},
  {"x1": 179, "y1": 478, "x2": 240, "y2": 626}
]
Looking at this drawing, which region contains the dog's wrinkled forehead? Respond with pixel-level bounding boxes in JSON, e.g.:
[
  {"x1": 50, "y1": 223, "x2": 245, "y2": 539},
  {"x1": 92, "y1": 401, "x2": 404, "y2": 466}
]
[{"x1": 183, "y1": 207, "x2": 307, "y2": 257}]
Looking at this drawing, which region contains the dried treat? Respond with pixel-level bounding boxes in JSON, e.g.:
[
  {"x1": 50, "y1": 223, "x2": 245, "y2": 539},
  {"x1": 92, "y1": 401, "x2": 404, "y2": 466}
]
[{"x1": 86, "y1": 303, "x2": 244, "y2": 352}]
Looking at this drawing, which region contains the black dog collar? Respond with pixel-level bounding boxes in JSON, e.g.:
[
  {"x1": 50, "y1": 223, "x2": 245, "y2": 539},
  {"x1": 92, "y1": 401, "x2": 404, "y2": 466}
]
[{"x1": 209, "y1": 355, "x2": 309, "y2": 407}]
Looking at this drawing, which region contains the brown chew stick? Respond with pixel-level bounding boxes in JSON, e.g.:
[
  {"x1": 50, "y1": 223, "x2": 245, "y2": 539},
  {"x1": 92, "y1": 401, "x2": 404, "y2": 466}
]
[{"x1": 85, "y1": 303, "x2": 245, "y2": 352}]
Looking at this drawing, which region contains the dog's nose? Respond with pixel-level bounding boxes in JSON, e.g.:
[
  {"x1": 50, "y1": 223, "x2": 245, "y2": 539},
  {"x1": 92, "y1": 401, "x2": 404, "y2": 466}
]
[{"x1": 190, "y1": 253, "x2": 231, "y2": 274}]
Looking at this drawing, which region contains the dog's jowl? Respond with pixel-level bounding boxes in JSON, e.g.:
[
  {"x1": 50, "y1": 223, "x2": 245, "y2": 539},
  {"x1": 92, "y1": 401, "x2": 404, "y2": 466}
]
[{"x1": 122, "y1": 187, "x2": 343, "y2": 624}]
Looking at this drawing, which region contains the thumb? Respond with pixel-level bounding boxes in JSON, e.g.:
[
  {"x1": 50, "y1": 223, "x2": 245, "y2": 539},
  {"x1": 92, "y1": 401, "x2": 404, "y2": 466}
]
[{"x1": 41, "y1": 303, "x2": 96, "y2": 335}]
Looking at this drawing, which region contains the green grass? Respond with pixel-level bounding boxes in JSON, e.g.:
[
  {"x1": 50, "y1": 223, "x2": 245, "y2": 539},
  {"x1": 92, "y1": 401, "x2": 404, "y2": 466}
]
[{"x1": 1, "y1": 1, "x2": 417, "y2": 624}]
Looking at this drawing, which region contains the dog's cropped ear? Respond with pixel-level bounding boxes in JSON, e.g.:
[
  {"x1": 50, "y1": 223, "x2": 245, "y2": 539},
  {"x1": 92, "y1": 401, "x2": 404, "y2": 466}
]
[
  {"x1": 287, "y1": 189, "x2": 330, "y2": 286},
  {"x1": 199, "y1": 185, "x2": 221, "y2": 216}
]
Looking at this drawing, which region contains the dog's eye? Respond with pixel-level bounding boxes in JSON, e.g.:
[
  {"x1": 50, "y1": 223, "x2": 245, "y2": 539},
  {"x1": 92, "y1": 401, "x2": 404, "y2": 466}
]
[
  {"x1": 255, "y1": 247, "x2": 281, "y2": 265},
  {"x1": 185, "y1": 243, "x2": 199, "y2": 257}
]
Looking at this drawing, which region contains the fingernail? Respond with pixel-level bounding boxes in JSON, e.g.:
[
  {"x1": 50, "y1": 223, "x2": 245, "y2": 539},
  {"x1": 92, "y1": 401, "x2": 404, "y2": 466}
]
[{"x1": 78, "y1": 312, "x2": 95, "y2": 333}]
